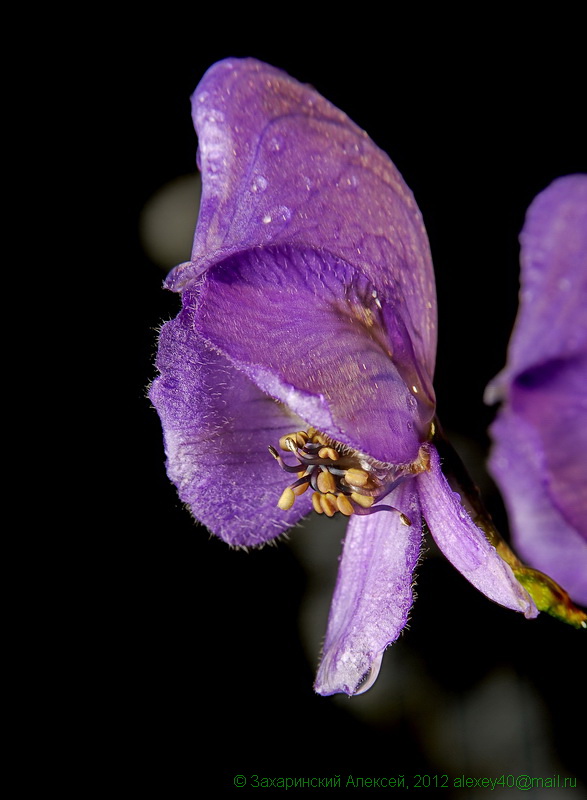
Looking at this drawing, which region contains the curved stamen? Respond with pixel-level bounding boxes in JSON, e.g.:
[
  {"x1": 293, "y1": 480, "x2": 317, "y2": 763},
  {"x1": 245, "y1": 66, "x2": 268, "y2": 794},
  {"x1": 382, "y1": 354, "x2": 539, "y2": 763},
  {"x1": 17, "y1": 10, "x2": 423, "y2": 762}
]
[
  {"x1": 351, "y1": 504, "x2": 412, "y2": 525},
  {"x1": 268, "y1": 446, "x2": 305, "y2": 473},
  {"x1": 270, "y1": 427, "x2": 424, "y2": 522}
]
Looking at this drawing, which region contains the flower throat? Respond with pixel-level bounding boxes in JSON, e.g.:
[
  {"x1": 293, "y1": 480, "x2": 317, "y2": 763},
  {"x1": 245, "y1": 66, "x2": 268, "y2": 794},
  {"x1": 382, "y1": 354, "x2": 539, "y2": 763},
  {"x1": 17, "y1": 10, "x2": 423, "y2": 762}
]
[{"x1": 269, "y1": 427, "x2": 430, "y2": 523}]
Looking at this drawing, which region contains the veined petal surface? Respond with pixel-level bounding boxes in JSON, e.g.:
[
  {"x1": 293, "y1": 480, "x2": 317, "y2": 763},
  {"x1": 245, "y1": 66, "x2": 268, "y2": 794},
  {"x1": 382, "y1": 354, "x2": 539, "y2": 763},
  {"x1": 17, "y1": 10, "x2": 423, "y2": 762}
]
[
  {"x1": 418, "y1": 448, "x2": 538, "y2": 617},
  {"x1": 194, "y1": 245, "x2": 433, "y2": 464},
  {"x1": 314, "y1": 483, "x2": 422, "y2": 696},
  {"x1": 149, "y1": 290, "x2": 313, "y2": 545},
  {"x1": 167, "y1": 58, "x2": 437, "y2": 379}
]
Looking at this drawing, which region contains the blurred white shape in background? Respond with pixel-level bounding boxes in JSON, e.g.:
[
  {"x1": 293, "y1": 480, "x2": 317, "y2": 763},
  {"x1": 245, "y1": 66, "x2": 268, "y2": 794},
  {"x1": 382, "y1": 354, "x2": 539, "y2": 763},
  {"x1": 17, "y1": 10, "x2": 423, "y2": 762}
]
[{"x1": 140, "y1": 173, "x2": 201, "y2": 269}]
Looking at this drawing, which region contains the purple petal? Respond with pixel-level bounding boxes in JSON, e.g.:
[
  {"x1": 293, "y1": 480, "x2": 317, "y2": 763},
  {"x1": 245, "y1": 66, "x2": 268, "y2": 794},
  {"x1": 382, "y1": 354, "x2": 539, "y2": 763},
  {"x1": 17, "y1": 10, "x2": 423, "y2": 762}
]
[
  {"x1": 149, "y1": 290, "x2": 313, "y2": 546},
  {"x1": 194, "y1": 245, "x2": 433, "y2": 464},
  {"x1": 486, "y1": 176, "x2": 587, "y2": 604},
  {"x1": 314, "y1": 483, "x2": 422, "y2": 696},
  {"x1": 489, "y1": 409, "x2": 587, "y2": 606},
  {"x1": 486, "y1": 175, "x2": 587, "y2": 401},
  {"x1": 509, "y1": 356, "x2": 587, "y2": 539},
  {"x1": 417, "y1": 447, "x2": 538, "y2": 617},
  {"x1": 167, "y1": 58, "x2": 437, "y2": 379}
]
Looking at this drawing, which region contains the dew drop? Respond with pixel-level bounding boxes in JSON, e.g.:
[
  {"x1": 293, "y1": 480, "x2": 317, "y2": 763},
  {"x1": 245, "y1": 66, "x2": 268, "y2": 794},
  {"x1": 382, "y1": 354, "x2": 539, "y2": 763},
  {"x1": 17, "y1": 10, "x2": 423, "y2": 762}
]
[
  {"x1": 262, "y1": 214, "x2": 272, "y2": 224},
  {"x1": 251, "y1": 175, "x2": 268, "y2": 193},
  {"x1": 268, "y1": 135, "x2": 285, "y2": 153},
  {"x1": 354, "y1": 652, "x2": 384, "y2": 695},
  {"x1": 205, "y1": 109, "x2": 225, "y2": 124}
]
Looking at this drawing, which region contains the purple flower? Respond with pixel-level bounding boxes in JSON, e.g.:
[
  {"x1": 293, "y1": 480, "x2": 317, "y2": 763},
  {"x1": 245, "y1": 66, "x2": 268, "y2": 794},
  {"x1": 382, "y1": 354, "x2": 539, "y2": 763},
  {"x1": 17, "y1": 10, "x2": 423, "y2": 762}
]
[
  {"x1": 150, "y1": 58, "x2": 540, "y2": 696},
  {"x1": 486, "y1": 176, "x2": 587, "y2": 608}
]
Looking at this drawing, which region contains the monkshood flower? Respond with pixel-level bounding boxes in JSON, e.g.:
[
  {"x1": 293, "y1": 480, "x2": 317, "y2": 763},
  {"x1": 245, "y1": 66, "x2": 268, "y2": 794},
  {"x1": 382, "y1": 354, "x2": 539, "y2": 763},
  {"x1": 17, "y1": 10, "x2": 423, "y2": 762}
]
[
  {"x1": 486, "y1": 176, "x2": 587, "y2": 608},
  {"x1": 150, "y1": 59, "x2": 581, "y2": 696}
]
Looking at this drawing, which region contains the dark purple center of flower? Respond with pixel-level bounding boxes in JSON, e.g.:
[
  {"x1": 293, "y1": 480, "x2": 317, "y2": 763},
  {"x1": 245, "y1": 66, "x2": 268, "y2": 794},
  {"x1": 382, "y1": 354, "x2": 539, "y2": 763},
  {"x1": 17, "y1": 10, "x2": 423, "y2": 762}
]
[{"x1": 269, "y1": 427, "x2": 430, "y2": 522}]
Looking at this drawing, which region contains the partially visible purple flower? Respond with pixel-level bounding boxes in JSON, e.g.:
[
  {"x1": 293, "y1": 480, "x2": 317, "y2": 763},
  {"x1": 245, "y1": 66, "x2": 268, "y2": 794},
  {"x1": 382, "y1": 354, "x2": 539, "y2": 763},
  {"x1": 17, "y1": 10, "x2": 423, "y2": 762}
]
[
  {"x1": 150, "y1": 58, "x2": 542, "y2": 697},
  {"x1": 486, "y1": 176, "x2": 587, "y2": 607}
]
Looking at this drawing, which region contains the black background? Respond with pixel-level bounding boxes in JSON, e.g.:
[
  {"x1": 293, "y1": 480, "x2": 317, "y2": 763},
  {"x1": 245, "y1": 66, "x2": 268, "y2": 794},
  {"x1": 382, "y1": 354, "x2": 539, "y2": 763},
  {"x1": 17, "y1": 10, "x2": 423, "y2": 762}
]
[{"x1": 90, "y1": 17, "x2": 586, "y2": 796}]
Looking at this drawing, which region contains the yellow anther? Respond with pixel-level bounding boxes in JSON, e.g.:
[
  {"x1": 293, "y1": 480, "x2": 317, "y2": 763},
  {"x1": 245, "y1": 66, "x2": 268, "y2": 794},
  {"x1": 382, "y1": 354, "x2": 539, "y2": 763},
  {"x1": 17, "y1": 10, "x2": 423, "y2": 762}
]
[
  {"x1": 277, "y1": 487, "x2": 295, "y2": 511},
  {"x1": 311, "y1": 492, "x2": 324, "y2": 514},
  {"x1": 350, "y1": 492, "x2": 374, "y2": 508},
  {"x1": 399, "y1": 513, "x2": 412, "y2": 527},
  {"x1": 279, "y1": 431, "x2": 308, "y2": 451},
  {"x1": 336, "y1": 494, "x2": 354, "y2": 516},
  {"x1": 320, "y1": 493, "x2": 338, "y2": 517},
  {"x1": 293, "y1": 482, "x2": 309, "y2": 497},
  {"x1": 318, "y1": 446, "x2": 339, "y2": 461},
  {"x1": 312, "y1": 433, "x2": 327, "y2": 445},
  {"x1": 317, "y1": 470, "x2": 337, "y2": 494},
  {"x1": 345, "y1": 468, "x2": 370, "y2": 487},
  {"x1": 410, "y1": 446, "x2": 431, "y2": 474},
  {"x1": 307, "y1": 427, "x2": 317, "y2": 437},
  {"x1": 279, "y1": 433, "x2": 297, "y2": 451}
]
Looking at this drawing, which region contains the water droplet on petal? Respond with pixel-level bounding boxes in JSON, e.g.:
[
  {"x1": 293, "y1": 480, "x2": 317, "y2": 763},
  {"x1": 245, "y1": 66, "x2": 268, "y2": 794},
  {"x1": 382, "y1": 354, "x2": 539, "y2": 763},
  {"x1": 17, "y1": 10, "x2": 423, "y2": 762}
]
[
  {"x1": 251, "y1": 175, "x2": 268, "y2": 193},
  {"x1": 262, "y1": 214, "x2": 272, "y2": 224},
  {"x1": 268, "y1": 135, "x2": 285, "y2": 153},
  {"x1": 205, "y1": 109, "x2": 225, "y2": 124},
  {"x1": 354, "y1": 652, "x2": 384, "y2": 695}
]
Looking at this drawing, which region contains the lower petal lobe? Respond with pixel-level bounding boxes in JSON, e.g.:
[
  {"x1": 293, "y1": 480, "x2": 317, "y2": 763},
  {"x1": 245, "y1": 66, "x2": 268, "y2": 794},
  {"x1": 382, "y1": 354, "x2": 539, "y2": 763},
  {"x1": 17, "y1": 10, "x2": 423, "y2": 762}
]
[
  {"x1": 511, "y1": 354, "x2": 587, "y2": 540},
  {"x1": 150, "y1": 294, "x2": 313, "y2": 546},
  {"x1": 418, "y1": 447, "x2": 538, "y2": 617},
  {"x1": 314, "y1": 483, "x2": 422, "y2": 696},
  {"x1": 195, "y1": 245, "x2": 432, "y2": 465},
  {"x1": 489, "y1": 408, "x2": 587, "y2": 606}
]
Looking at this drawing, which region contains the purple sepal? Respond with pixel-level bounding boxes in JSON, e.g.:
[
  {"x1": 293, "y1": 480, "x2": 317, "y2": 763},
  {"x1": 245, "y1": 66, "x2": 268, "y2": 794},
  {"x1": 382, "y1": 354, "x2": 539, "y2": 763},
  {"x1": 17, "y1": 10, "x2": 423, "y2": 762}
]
[
  {"x1": 490, "y1": 410, "x2": 587, "y2": 606},
  {"x1": 487, "y1": 176, "x2": 587, "y2": 605},
  {"x1": 418, "y1": 448, "x2": 538, "y2": 617},
  {"x1": 314, "y1": 483, "x2": 422, "y2": 696},
  {"x1": 149, "y1": 290, "x2": 313, "y2": 546},
  {"x1": 166, "y1": 58, "x2": 437, "y2": 379},
  {"x1": 194, "y1": 245, "x2": 433, "y2": 465}
]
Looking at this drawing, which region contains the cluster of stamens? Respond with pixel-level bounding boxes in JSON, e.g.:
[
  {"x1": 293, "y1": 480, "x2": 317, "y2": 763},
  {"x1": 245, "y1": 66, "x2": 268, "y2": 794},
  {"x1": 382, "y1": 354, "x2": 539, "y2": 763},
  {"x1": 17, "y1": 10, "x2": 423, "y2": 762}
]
[{"x1": 269, "y1": 427, "x2": 413, "y2": 524}]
